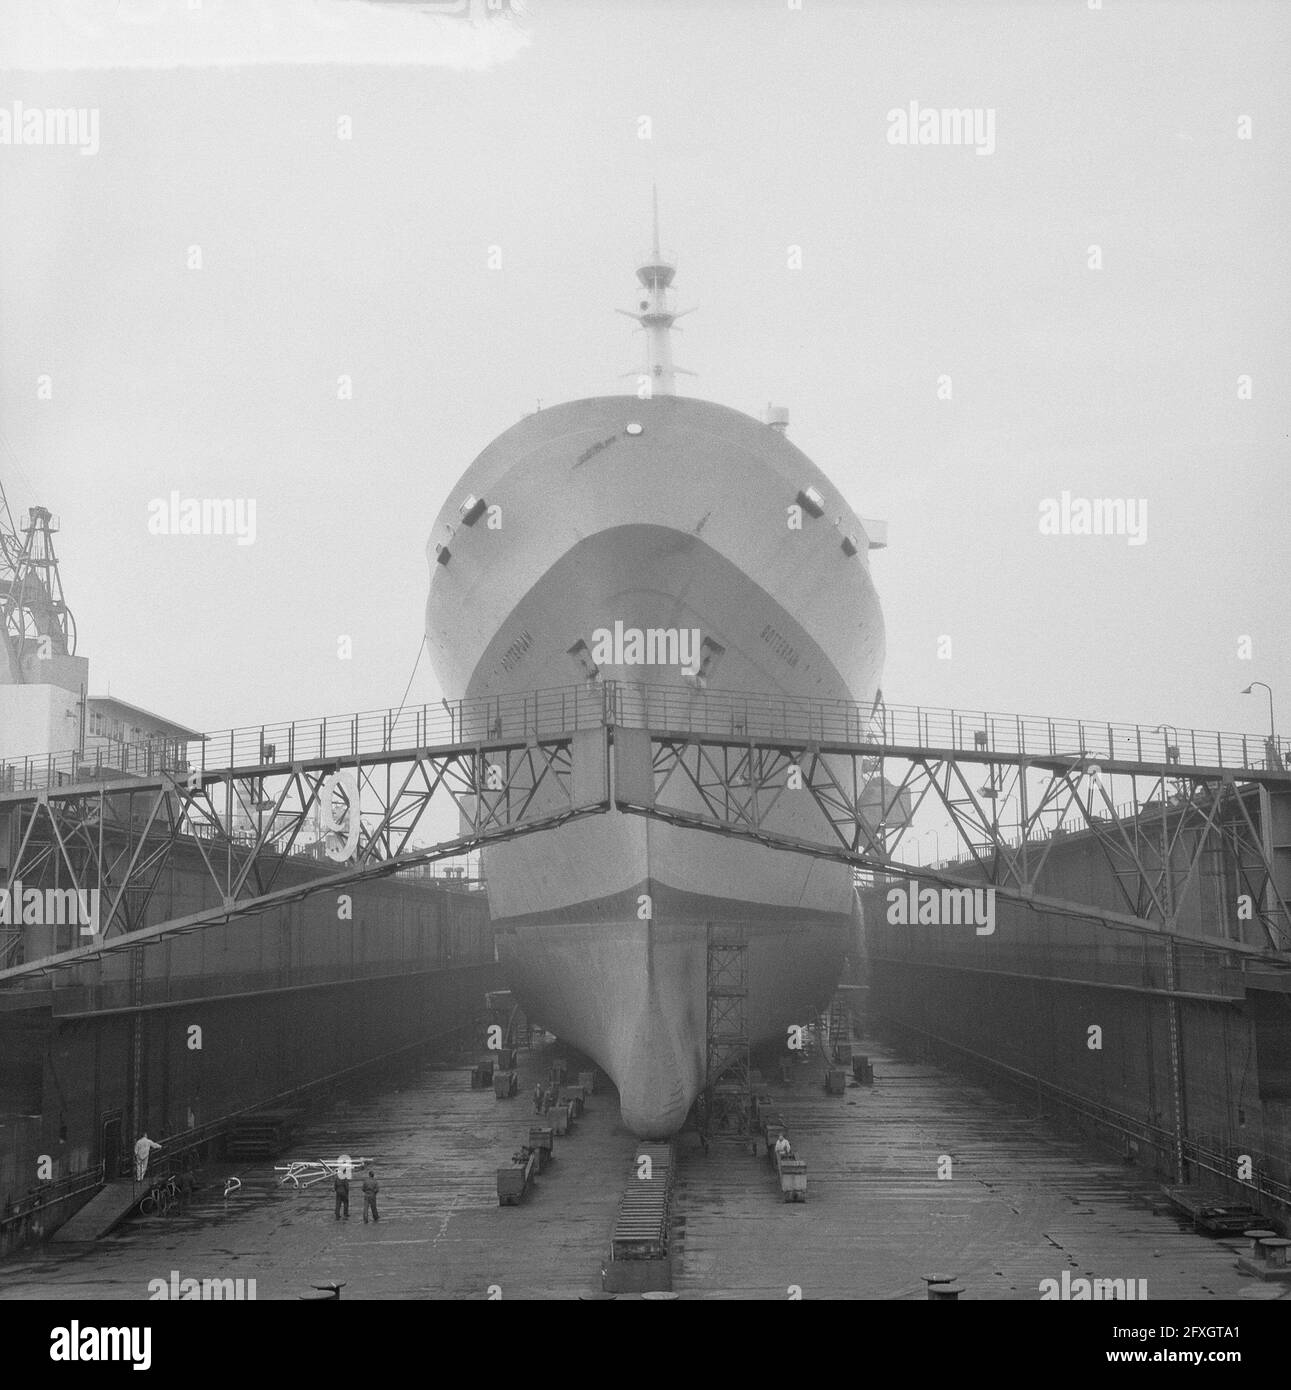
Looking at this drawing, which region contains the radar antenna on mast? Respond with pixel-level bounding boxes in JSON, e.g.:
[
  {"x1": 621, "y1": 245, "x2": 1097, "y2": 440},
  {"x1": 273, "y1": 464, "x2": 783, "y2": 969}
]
[{"x1": 616, "y1": 185, "x2": 697, "y2": 396}]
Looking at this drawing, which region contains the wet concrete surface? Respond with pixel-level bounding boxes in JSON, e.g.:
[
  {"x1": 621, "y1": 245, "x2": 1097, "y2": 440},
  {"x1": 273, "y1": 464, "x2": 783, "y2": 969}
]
[
  {"x1": 0, "y1": 1039, "x2": 636, "y2": 1301},
  {"x1": 672, "y1": 1035, "x2": 1274, "y2": 1300},
  {"x1": 0, "y1": 1031, "x2": 1282, "y2": 1300}
]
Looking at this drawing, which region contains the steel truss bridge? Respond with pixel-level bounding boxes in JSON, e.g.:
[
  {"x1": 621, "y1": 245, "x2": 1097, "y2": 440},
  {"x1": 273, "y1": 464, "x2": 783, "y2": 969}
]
[{"x1": 2, "y1": 681, "x2": 1289, "y2": 985}]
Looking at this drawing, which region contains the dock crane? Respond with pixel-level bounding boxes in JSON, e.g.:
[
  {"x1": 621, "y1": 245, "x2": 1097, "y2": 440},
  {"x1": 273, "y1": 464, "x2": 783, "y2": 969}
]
[{"x1": 0, "y1": 478, "x2": 77, "y2": 684}]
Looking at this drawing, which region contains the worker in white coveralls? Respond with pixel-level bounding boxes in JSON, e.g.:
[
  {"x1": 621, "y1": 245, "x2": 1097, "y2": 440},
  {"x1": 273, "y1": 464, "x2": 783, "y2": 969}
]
[
  {"x1": 134, "y1": 1133, "x2": 162, "y2": 1182},
  {"x1": 774, "y1": 1133, "x2": 792, "y2": 1161}
]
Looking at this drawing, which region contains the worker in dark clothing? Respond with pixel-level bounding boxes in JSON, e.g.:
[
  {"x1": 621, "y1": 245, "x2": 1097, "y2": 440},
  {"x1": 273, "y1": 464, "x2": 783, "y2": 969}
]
[
  {"x1": 334, "y1": 1171, "x2": 350, "y2": 1220},
  {"x1": 361, "y1": 1169, "x2": 379, "y2": 1223},
  {"x1": 533, "y1": 1081, "x2": 544, "y2": 1113}
]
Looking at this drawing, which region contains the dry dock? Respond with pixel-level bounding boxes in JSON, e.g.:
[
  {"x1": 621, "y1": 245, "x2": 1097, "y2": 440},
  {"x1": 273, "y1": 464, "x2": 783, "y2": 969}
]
[
  {"x1": 0, "y1": 1034, "x2": 1279, "y2": 1300},
  {"x1": 673, "y1": 1037, "x2": 1256, "y2": 1300},
  {"x1": 0, "y1": 1040, "x2": 636, "y2": 1302}
]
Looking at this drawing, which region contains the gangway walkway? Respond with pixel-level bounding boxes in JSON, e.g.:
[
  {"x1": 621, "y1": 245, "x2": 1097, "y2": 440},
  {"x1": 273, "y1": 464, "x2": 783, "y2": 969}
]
[
  {"x1": 3, "y1": 681, "x2": 1286, "y2": 793},
  {"x1": 49, "y1": 1179, "x2": 139, "y2": 1243},
  {"x1": 1, "y1": 682, "x2": 1288, "y2": 987}
]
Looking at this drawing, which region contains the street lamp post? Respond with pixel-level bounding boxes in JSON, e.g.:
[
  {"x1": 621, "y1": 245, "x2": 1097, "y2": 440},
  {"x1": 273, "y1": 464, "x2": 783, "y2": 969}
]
[
  {"x1": 1241, "y1": 682, "x2": 1278, "y2": 769},
  {"x1": 1154, "y1": 723, "x2": 1180, "y2": 765},
  {"x1": 1241, "y1": 682, "x2": 1275, "y2": 736}
]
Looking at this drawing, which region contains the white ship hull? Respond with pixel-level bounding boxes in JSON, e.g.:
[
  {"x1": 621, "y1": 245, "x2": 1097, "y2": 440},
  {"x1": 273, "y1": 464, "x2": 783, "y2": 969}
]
[{"x1": 427, "y1": 395, "x2": 884, "y2": 1135}]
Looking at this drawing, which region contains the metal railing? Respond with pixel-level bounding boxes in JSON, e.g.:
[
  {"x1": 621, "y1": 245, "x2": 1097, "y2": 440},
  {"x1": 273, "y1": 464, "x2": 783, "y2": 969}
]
[
  {"x1": 0, "y1": 683, "x2": 609, "y2": 792},
  {"x1": 3, "y1": 680, "x2": 1286, "y2": 794},
  {"x1": 0, "y1": 1162, "x2": 106, "y2": 1231},
  {"x1": 0, "y1": 738, "x2": 192, "y2": 792},
  {"x1": 607, "y1": 684, "x2": 1288, "y2": 772}
]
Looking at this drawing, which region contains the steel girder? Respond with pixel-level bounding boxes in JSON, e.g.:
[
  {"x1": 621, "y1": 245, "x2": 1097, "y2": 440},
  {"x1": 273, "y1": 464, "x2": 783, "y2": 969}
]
[
  {"x1": 0, "y1": 731, "x2": 604, "y2": 979},
  {"x1": 3, "y1": 704, "x2": 1288, "y2": 985},
  {"x1": 615, "y1": 734, "x2": 1291, "y2": 958}
]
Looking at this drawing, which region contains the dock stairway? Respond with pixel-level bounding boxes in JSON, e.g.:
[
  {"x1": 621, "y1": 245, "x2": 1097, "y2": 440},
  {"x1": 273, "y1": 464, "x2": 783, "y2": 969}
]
[{"x1": 225, "y1": 1111, "x2": 297, "y2": 1160}]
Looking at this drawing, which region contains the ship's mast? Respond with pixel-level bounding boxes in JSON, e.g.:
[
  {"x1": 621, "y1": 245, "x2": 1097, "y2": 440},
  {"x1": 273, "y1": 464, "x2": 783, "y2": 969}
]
[{"x1": 619, "y1": 187, "x2": 693, "y2": 396}]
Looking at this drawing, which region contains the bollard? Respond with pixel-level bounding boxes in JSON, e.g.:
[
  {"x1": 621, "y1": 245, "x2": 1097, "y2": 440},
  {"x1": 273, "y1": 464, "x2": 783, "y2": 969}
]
[
  {"x1": 1260, "y1": 1237, "x2": 1291, "y2": 1268},
  {"x1": 1235, "y1": 1227, "x2": 1291, "y2": 1281},
  {"x1": 1244, "y1": 1229, "x2": 1278, "y2": 1261}
]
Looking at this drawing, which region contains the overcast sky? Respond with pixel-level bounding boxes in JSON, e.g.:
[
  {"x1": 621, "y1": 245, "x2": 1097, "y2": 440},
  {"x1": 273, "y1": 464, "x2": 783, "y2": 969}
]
[{"x1": 2, "y1": 0, "x2": 1287, "y2": 757}]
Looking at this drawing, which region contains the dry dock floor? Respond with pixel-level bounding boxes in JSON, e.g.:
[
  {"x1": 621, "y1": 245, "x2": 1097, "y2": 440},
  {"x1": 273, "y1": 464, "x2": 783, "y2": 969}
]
[
  {"x1": 0, "y1": 1039, "x2": 634, "y2": 1301},
  {"x1": 0, "y1": 1033, "x2": 1278, "y2": 1300},
  {"x1": 674, "y1": 1037, "x2": 1262, "y2": 1301}
]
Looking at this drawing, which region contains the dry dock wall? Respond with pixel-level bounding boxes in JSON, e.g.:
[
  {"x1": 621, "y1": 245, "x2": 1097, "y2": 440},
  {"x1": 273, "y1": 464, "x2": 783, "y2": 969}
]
[
  {"x1": 859, "y1": 839, "x2": 1291, "y2": 1217},
  {"x1": 0, "y1": 848, "x2": 497, "y2": 1251}
]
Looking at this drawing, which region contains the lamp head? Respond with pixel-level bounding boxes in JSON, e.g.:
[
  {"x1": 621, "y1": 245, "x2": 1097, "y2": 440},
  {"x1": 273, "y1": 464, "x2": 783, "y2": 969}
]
[{"x1": 1241, "y1": 685, "x2": 1254, "y2": 695}]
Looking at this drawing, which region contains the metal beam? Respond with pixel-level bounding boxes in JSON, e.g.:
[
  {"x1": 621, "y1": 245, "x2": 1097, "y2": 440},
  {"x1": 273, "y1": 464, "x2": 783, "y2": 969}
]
[
  {"x1": 0, "y1": 805, "x2": 606, "y2": 983},
  {"x1": 0, "y1": 724, "x2": 602, "y2": 978},
  {"x1": 3, "y1": 681, "x2": 1287, "y2": 988}
]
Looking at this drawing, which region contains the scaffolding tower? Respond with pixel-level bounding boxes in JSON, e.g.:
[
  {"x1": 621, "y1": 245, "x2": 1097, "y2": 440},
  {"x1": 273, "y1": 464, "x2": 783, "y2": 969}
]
[{"x1": 704, "y1": 923, "x2": 752, "y2": 1138}]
